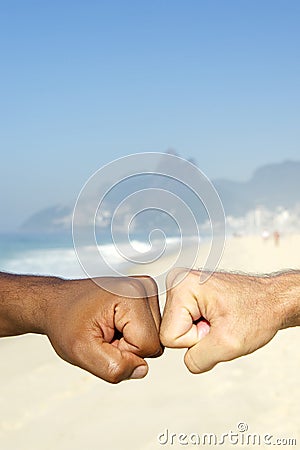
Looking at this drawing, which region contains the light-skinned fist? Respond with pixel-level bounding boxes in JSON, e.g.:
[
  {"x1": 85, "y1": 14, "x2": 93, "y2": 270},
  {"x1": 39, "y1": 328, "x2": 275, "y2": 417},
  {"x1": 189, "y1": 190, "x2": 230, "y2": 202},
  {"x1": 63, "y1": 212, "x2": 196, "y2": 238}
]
[{"x1": 160, "y1": 268, "x2": 283, "y2": 373}]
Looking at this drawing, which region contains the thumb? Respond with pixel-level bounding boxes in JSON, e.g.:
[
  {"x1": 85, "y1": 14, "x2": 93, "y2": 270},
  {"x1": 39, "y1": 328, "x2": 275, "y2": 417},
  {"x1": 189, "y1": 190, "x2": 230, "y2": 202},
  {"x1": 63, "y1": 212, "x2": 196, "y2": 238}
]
[
  {"x1": 74, "y1": 338, "x2": 149, "y2": 383},
  {"x1": 184, "y1": 327, "x2": 237, "y2": 374}
]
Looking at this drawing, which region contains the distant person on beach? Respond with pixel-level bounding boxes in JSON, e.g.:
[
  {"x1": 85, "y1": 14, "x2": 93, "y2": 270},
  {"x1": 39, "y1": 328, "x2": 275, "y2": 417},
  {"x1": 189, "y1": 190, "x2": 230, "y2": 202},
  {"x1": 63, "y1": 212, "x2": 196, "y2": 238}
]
[
  {"x1": 0, "y1": 272, "x2": 162, "y2": 383},
  {"x1": 160, "y1": 268, "x2": 300, "y2": 374},
  {"x1": 273, "y1": 230, "x2": 280, "y2": 246}
]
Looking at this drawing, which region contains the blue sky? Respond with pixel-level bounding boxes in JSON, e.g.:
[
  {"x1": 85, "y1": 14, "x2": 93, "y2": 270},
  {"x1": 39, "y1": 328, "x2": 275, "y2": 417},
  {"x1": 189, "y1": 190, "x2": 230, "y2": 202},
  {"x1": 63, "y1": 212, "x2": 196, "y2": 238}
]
[{"x1": 0, "y1": 0, "x2": 299, "y2": 231}]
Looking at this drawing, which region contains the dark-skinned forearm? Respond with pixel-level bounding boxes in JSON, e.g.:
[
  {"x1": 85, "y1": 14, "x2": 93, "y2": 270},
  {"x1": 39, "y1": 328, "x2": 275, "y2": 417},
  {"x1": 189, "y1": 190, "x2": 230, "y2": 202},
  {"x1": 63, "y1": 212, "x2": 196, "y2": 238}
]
[{"x1": 0, "y1": 272, "x2": 67, "y2": 337}]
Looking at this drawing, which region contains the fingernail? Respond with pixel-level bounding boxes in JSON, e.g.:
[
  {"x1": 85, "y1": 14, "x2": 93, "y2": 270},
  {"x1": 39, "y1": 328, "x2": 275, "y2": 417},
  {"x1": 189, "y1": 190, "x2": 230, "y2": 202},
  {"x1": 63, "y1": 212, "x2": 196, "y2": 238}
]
[
  {"x1": 197, "y1": 319, "x2": 210, "y2": 340},
  {"x1": 130, "y1": 365, "x2": 148, "y2": 379}
]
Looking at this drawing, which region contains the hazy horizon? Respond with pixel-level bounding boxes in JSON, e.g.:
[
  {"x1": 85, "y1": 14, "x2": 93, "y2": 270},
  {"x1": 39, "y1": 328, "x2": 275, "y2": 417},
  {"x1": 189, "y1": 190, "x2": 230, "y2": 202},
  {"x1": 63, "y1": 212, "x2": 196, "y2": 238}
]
[
  {"x1": 1, "y1": 156, "x2": 299, "y2": 234},
  {"x1": 1, "y1": 1, "x2": 299, "y2": 231}
]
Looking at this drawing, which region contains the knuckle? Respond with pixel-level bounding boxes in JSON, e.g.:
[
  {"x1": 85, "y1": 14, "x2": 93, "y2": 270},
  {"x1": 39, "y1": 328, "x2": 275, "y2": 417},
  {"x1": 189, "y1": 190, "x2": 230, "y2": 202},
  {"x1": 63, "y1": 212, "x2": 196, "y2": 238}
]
[
  {"x1": 140, "y1": 275, "x2": 158, "y2": 297},
  {"x1": 122, "y1": 278, "x2": 146, "y2": 298},
  {"x1": 159, "y1": 328, "x2": 175, "y2": 348},
  {"x1": 106, "y1": 360, "x2": 125, "y2": 384},
  {"x1": 166, "y1": 268, "x2": 181, "y2": 289},
  {"x1": 184, "y1": 352, "x2": 202, "y2": 374},
  {"x1": 184, "y1": 351, "x2": 216, "y2": 374},
  {"x1": 154, "y1": 345, "x2": 164, "y2": 357},
  {"x1": 144, "y1": 336, "x2": 162, "y2": 357},
  {"x1": 166, "y1": 267, "x2": 190, "y2": 289},
  {"x1": 136, "y1": 331, "x2": 162, "y2": 357}
]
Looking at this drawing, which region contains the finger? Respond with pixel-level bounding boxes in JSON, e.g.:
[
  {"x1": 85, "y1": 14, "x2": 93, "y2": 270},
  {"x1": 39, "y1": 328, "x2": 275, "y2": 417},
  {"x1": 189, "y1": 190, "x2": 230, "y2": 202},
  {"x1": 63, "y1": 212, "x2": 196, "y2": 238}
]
[
  {"x1": 120, "y1": 303, "x2": 162, "y2": 357},
  {"x1": 160, "y1": 303, "x2": 202, "y2": 348},
  {"x1": 132, "y1": 275, "x2": 161, "y2": 331},
  {"x1": 184, "y1": 328, "x2": 237, "y2": 374},
  {"x1": 166, "y1": 267, "x2": 190, "y2": 291},
  {"x1": 115, "y1": 283, "x2": 162, "y2": 358},
  {"x1": 160, "y1": 273, "x2": 203, "y2": 348},
  {"x1": 76, "y1": 337, "x2": 149, "y2": 383},
  {"x1": 134, "y1": 276, "x2": 164, "y2": 356}
]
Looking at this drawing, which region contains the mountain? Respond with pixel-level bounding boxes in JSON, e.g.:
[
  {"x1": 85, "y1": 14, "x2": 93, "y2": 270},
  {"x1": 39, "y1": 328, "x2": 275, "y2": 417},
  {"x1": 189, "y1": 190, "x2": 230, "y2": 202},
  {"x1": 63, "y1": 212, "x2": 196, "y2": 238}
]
[
  {"x1": 215, "y1": 160, "x2": 300, "y2": 216},
  {"x1": 22, "y1": 205, "x2": 72, "y2": 233},
  {"x1": 21, "y1": 157, "x2": 300, "y2": 233}
]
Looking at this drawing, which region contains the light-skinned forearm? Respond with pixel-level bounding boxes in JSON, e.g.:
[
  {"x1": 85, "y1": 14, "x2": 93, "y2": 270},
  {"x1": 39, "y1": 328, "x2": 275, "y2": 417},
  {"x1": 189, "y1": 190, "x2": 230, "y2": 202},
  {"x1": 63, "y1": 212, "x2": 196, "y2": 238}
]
[{"x1": 269, "y1": 270, "x2": 300, "y2": 329}]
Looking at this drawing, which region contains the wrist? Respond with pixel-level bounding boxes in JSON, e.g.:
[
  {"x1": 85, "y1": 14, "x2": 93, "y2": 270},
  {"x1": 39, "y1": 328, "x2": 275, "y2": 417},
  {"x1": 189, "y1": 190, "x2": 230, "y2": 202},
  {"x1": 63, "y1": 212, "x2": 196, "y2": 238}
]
[{"x1": 268, "y1": 272, "x2": 300, "y2": 330}]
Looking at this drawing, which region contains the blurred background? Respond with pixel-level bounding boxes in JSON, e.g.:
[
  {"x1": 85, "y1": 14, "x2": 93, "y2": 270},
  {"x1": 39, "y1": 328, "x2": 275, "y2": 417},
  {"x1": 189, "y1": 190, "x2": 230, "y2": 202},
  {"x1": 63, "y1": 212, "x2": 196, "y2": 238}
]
[{"x1": 0, "y1": 1, "x2": 299, "y2": 449}]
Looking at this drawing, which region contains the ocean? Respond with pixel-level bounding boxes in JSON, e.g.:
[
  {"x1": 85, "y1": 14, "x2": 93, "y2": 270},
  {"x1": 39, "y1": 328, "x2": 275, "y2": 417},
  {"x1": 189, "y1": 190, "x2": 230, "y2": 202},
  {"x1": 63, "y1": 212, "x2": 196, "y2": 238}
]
[{"x1": 0, "y1": 232, "x2": 187, "y2": 280}]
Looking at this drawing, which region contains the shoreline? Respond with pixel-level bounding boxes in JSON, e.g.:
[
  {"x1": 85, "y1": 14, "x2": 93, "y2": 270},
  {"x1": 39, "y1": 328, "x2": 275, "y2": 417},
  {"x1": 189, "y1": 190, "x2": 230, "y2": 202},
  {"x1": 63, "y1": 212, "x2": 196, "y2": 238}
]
[{"x1": 128, "y1": 232, "x2": 300, "y2": 278}]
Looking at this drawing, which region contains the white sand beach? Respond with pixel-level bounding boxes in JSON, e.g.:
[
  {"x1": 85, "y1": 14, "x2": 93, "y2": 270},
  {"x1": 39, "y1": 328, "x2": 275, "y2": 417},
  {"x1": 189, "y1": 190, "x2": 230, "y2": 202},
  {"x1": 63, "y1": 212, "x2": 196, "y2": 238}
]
[{"x1": 0, "y1": 234, "x2": 299, "y2": 450}]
